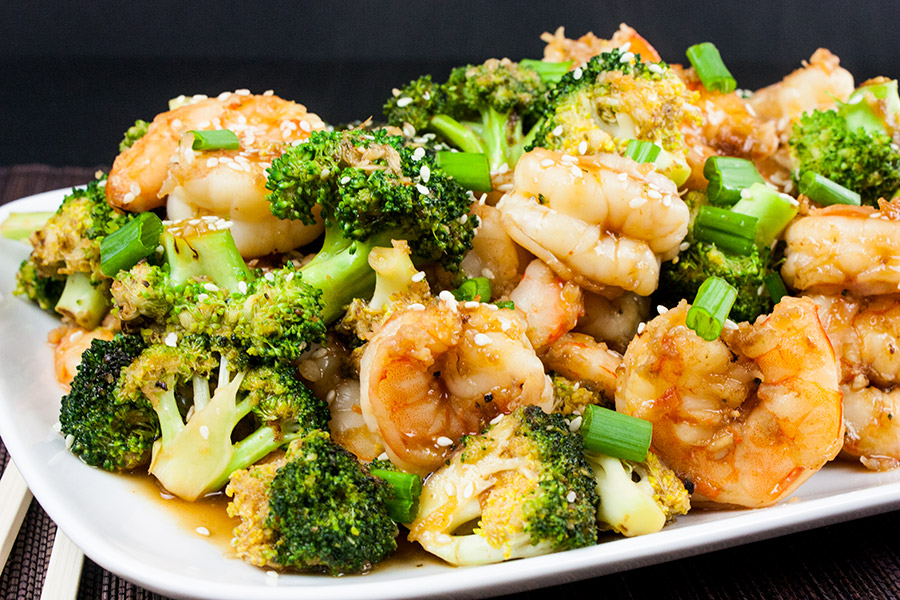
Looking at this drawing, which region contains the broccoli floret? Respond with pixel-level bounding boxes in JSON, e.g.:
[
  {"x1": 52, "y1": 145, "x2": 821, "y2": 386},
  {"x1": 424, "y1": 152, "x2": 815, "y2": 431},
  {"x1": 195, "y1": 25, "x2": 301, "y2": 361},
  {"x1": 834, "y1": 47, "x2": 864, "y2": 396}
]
[
  {"x1": 119, "y1": 119, "x2": 150, "y2": 151},
  {"x1": 657, "y1": 191, "x2": 778, "y2": 322},
  {"x1": 59, "y1": 333, "x2": 158, "y2": 471},
  {"x1": 114, "y1": 337, "x2": 329, "y2": 501},
  {"x1": 385, "y1": 58, "x2": 548, "y2": 172},
  {"x1": 18, "y1": 174, "x2": 134, "y2": 328},
  {"x1": 110, "y1": 219, "x2": 327, "y2": 362},
  {"x1": 789, "y1": 109, "x2": 900, "y2": 206},
  {"x1": 587, "y1": 450, "x2": 690, "y2": 537},
  {"x1": 265, "y1": 127, "x2": 477, "y2": 318},
  {"x1": 227, "y1": 430, "x2": 398, "y2": 574},
  {"x1": 408, "y1": 405, "x2": 598, "y2": 565},
  {"x1": 529, "y1": 48, "x2": 697, "y2": 184},
  {"x1": 14, "y1": 258, "x2": 64, "y2": 312},
  {"x1": 551, "y1": 373, "x2": 613, "y2": 414}
]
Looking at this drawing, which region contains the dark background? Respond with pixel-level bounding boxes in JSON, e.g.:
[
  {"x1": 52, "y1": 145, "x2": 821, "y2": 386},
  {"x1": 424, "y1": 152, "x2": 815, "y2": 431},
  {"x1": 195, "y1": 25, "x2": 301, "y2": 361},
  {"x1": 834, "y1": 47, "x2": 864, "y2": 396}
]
[{"x1": 1, "y1": 1, "x2": 898, "y2": 167}]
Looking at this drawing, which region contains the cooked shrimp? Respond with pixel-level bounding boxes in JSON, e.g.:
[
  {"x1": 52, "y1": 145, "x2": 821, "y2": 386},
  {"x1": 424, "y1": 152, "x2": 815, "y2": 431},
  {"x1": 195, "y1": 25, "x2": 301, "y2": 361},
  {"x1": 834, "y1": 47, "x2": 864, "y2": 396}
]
[
  {"x1": 508, "y1": 259, "x2": 583, "y2": 353},
  {"x1": 782, "y1": 200, "x2": 900, "y2": 296},
  {"x1": 541, "y1": 23, "x2": 661, "y2": 66},
  {"x1": 460, "y1": 202, "x2": 528, "y2": 298},
  {"x1": 496, "y1": 148, "x2": 689, "y2": 296},
  {"x1": 107, "y1": 91, "x2": 326, "y2": 257},
  {"x1": 575, "y1": 290, "x2": 651, "y2": 354},
  {"x1": 359, "y1": 298, "x2": 553, "y2": 475},
  {"x1": 809, "y1": 294, "x2": 900, "y2": 471},
  {"x1": 616, "y1": 297, "x2": 844, "y2": 507},
  {"x1": 542, "y1": 332, "x2": 620, "y2": 399},
  {"x1": 51, "y1": 325, "x2": 115, "y2": 390}
]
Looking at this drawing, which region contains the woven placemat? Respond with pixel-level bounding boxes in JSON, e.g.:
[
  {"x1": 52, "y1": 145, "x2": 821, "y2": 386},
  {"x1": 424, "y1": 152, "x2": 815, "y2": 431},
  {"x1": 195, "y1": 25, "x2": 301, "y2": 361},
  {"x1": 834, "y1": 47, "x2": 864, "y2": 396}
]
[{"x1": 2, "y1": 165, "x2": 900, "y2": 600}]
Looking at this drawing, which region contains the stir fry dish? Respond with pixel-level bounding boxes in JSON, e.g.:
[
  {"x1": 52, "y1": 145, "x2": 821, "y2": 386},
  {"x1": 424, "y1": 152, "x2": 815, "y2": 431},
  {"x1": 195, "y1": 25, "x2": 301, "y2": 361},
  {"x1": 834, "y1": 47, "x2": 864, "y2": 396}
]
[{"x1": 7, "y1": 22, "x2": 900, "y2": 575}]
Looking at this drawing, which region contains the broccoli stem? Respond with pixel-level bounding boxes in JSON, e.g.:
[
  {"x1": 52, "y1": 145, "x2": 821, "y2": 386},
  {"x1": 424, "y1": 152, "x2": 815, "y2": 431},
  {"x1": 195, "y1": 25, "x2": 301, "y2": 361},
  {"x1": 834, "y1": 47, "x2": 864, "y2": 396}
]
[
  {"x1": 479, "y1": 106, "x2": 512, "y2": 172},
  {"x1": 299, "y1": 227, "x2": 386, "y2": 323},
  {"x1": 429, "y1": 115, "x2": 487, "y2": 155},
  {"x1": 54, "y1": 271, "x2": 110, "y2": 329},
  {"x1": 163, "y1": 228, "x2": 254, "y2": 294},
  {"x1": 153, "y1": 386, "x2": 185, "y2": 447},
  {"x1": 1, "y1": 211, "x2": 55, "y2": 242}
]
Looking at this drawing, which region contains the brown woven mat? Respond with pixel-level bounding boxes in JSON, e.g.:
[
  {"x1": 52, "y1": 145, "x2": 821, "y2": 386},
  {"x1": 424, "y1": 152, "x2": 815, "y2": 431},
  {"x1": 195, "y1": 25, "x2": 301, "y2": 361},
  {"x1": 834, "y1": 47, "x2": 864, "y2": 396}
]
[{"x1": 2, "y1": 165, "x2": 900, "y2": 600}]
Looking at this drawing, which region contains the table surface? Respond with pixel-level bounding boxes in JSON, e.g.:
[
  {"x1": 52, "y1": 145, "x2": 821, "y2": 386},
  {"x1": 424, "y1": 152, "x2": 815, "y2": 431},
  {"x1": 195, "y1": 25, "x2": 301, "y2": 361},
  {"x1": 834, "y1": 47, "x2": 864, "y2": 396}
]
[{"x1": 1, "y1": 164, "x2": 900, "y2": 600}]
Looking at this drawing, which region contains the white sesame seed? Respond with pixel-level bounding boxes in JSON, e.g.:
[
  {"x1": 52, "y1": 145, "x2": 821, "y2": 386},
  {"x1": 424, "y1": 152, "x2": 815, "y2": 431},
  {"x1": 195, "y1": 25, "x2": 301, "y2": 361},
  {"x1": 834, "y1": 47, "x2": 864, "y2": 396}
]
[
  {"x1": 378, "y1": 452, "x2": 390, "y2": 461},
  {"x1": 481, "y1": 268, "x2": 495, "y2": 279},
  {"x1": 490, "y1": 414, "x2": 504, "y2": 425},
  {"x1": 392, "y1": 88, "x2": 401, "y2": 97},
  {"x1": 325, "y1": 390, "x2": 336, "y2": 405},
  {"x1": 416, "y1": 184, "x2": 430, "y2": 195},
  {"x1": 573, "y1": 67, "x2": 583, "y2": 80},
  {"x1": 647, "y1": 189, "x2": 662, "y2": 200},
  {"x1": 568, "y1": 416, "x2": 583, "y2": 432},
  {"x1": 65, "y1": 434, "x2": 75, "y2": 449},
  {"x1": 552, "y1": 125, "x2": 564, "y2": 136},
  {"x1": 299, "y1": 120, "x2": 312, "y2": 133},
  {"x1": 540, "y1": 158, "x2": 555, "y2": 168},
  {"x1": 657, "y1": 305, "x2": 668, "y2": 315},
  {"x1": 436, "y1": 436, "x2": 454, "y2": 447},
  {"x1": 473, "y1": 333, "x2": 492, "y2": 346},
  {"x1": 409, "y1": 303, "x2": 426, "y2": 311},
  {"x1": 235, "y1": 88, "x2": 250, "y2": 96},
  {"x1": 264, "y1": 271, "x2": 275, "y2": 282},
  {"x1": 263, "y1": 89, "x2": 274, "y2": 96},
  {"x1": 420, "y1": 165, "x2": 431, "y2": 183},
  {"x1": 617, "y1": 172, "x2": 628, "y2": 181},
  {"x1": 199, "y1": 425, "x2": 210, "y2": 440},
  {"x1": 195, "y1": 526, "x2": 210, "y2": 536},
  {"x1": 203, "y1": 283, "x2": 218, "y2": 292},
  {"x1": 647, "y1": 63, "x2": 663, "y2": 75},
  {"x1": 164, "y1": 332, "x2": 178, "y2": 347},
  {"x1": 217, "y1": 91, "x2": 231, "y2": 101},
  {"x1": 439, "y1": 290, "x2": 456, "y2": 303},
  {"x1": 620, "y1": 52, "x2": 635, "y2": 63},
  {"x1": 570, "y1": 165, "x2": 583, "y2": 178},
  {"x1": 197, "y1": 293, "x2": 208, "y2": 302},
  {"x1": 340, "y1": 176, "x2": 351, "y2": 185},
  {"x1": 578, "y1": 141, "x2": 588, "y2": 155},
  {"x1": 497, "y1": 162, "x2": 509, "y2": 174},
  {"x1": 566, "y1": 491, "x2": 577, "y2": 502},
  {"x1": 412, "y1": 147, "x2": 426, "y2": 161},
  {"x1": 123, "y1": 192, "x2": 135, "y2": 203},
  {"x1": 464, "y1": 301, "x2": 480, "y2": 309},
  {"x1": 462, "y1": 482, "x2": 475, "y2": 499},
  {"x1": 637, "y1": 322, "x2": 646, "y2": 334},
  {"x1": 129, "y1": 182, "x2": 141, "y2": 196},
  {"x1": 724, "y1": 319, "x2": 739, "y2": 330},
  {"x1": 396, "y1": 97, "x2": 413, "y2": 107},
  {"x1": 68, "y1": 330, "x2": 84, "y2": 342},
  {"x1": 679, "y1": 242, "x2": 690, "y2": 251},
  {"x1": 206, "y1": 157, "x2": 219, "y2": 168},
  {"x1": 266, "y1": 570, "x2": 279, "y2": 580},
  {"x1": 620, "y1": 42, "x2": 632, "y2": 53}
]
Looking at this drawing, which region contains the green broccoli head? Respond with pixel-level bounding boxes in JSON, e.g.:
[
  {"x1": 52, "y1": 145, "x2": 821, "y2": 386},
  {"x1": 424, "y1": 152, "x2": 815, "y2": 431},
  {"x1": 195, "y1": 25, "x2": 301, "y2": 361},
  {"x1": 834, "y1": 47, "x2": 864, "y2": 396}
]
[
  {"x1": 383, "y1": 74, "x2": 447, "y2": 132},
  {"x1": 15, "y1": 258, "x2": 65, "y2": 312},
  {"x1": 529, "y1": 48, "x2": 697, "y2": 161},
  {"x1": 227, "y1": 430, "x2": 398, "y2": 574},
  {"x1": 443, "y1": 58, "x2": 547, "y2": 121},
  {"x1": 408, "y1": 405, "x2": 598, "y2": 565},
  {"x1": 29, "y1": 174, "x2": 131, "y2": 281},
  {"x1": 266, "y1": 128, "x2": 477, "y2": 272},
  {"x1": 587, "y1": 450, "x2": 691, "y2": 537},
  {"x1": 58, "y1": 333, "x2": 158, "y2": 471},
  {"x1": 789, "y1": 109, "x2": 900, "y2": 206},
  {"x1": 119, "y1": 119, "x2": 150, "y2": 152}
]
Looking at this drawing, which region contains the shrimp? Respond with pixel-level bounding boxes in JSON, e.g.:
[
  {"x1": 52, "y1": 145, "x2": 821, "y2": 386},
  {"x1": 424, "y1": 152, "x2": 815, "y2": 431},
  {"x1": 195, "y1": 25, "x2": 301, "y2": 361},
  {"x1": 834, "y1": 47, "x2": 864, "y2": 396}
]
[
  {"x1": 542, "y1": 332, "x2": 620, "y2": 400},
  {"x1": 781, "y1": 200, "x2": 900, "y2": 296},
  {"x1": 496, "y1": 148, "x2": 689, "y2": 296},
  {"x1": 460, "y1": 202, "x2": 528, "y2": 298},
  {"x1": 809, "y1": 294, "x2": 900, "y2": 471},
  {"x1": 541, "y1": 23, "x2": 661, "y2": 66},
  {"x1": 51, "y1": 325, "x2": 115, "y2": 390},
  {"x1": 107, "y1": 91, "x2": 327, "y2": 257},
  {"x1": 508, "y1": 259, "x2": 583, "y2": 353},
  {"x1": 359, "y1": 298, "x2": 553, "y2": 475},
  {"x1": 616, "y1": 297, "x2": 844, "y2": 508}
]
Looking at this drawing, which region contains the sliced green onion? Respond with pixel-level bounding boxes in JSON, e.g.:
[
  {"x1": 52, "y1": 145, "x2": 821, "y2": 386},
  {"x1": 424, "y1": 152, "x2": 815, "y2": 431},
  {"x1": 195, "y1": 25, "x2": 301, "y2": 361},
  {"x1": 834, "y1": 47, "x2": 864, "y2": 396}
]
[
  {"x1": 99, "y1": 212, "x2": 164, "y2": 276},
  {"x1": 519, "y1": 59, "x2": 573, "y2": 83},
  {"x1": 730, "y1": 182, "x2": 799, "y2": 246},
  {"x1": 624, "y1": 139, "x2": 661, "y2": 164},
  {"x1": 495, "y1": 300, "x2": 515, "y2": 310},
  {"x1": 686, "y1": 276, "x2": 737, "y2": 341},
  {"x1": 686, "y1": 42, "x2": 736, "y2": 94},
  {"x1": 798, "y1": 171, "x2": 861, "y2": 206},
  {"x1": 189, "y1": 129, "x2": 240, "y2": 151},
  {"x1": 580, "y1": 405, "x2": 652, "y2": 463},
  {"x1": 452, "y1": 277, "x2": 492, "y2": 302},
  {"x1": 763, "y1": 272, "x2": 788, "y2": 304},
  {"x1": 703, "y1": 156, "x2": 765, "y2": 207},
  {"x1": 1, "y1": 211, "x2": 55, "y2": 241},
  {"x1": 436, "y1": 151, "x2": 493, "y2": 192},
  {"x1": 370, "y1": 468, "x2": 422, "y2": 523},
  {"x1": 693, "y1": 205, "x2": 758, "y2": 256}
]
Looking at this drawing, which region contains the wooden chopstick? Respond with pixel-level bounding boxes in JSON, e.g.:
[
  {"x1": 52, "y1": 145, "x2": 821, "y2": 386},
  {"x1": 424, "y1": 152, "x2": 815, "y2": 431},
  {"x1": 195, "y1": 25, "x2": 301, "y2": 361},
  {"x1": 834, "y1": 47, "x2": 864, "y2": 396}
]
[
  {"x1": 0, "y1": 460, "x2": 33, "y2": 575},
  {"x1": 39, "y1": 528, "x2": 84, "y2": 600}
]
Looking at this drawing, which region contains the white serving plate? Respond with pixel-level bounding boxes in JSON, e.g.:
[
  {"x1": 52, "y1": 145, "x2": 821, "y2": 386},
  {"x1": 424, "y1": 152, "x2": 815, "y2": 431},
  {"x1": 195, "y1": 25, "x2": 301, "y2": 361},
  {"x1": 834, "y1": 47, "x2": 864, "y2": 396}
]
[{"x1": 1, "y1": 188, "x2": 899, "y2": 600}]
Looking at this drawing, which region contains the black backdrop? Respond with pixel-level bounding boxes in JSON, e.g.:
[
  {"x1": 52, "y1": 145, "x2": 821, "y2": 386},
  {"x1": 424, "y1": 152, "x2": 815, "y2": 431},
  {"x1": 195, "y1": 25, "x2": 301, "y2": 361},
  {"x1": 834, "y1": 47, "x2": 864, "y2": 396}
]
[{"x1": 1, "y1": 0, "x2": 897, "y2": 166}]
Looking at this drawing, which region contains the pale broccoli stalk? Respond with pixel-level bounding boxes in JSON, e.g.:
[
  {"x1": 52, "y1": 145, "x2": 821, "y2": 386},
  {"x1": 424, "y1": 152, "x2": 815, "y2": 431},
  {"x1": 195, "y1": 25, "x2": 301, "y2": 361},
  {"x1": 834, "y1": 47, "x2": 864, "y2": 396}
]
[
  {"x1": 54, "y1": 271, "x2": 110, "y2": 329},
  {"x1": 586, "y1": 450, "x2": 690, "y2": 537},
  {"x1": 408, "y1": 406, "x2": 598, "y2": 566}
]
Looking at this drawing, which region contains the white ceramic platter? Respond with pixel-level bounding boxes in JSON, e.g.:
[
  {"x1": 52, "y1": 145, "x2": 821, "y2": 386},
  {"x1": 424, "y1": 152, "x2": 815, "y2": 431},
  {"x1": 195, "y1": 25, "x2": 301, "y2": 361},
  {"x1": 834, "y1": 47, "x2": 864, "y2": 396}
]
[{"x1": 1, "y1": 188, "x2": 899, "y2": 600}]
